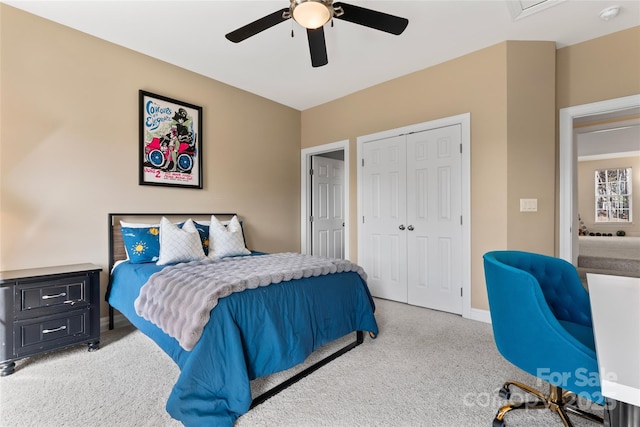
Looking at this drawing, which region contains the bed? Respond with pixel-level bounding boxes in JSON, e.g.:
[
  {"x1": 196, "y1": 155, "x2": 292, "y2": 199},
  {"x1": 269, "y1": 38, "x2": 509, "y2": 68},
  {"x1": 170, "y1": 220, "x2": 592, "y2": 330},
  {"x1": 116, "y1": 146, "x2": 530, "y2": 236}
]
[{"x1": 105, "y1": 213, "x2": 378, "y2": 427}]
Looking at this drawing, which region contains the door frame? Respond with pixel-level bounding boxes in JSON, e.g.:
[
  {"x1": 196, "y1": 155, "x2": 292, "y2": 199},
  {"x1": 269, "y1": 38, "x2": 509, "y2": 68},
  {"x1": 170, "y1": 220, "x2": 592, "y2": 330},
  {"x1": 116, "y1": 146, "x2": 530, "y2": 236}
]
[
  {"x1": 356, "y1": 113, "x2": 471, "y2": 319},
  {"x1": 301, "y1": 140, "x2": 349, "y2": 256},
  {"x1": 559, "y1": 94, "x2": 640, "y2": 264}
]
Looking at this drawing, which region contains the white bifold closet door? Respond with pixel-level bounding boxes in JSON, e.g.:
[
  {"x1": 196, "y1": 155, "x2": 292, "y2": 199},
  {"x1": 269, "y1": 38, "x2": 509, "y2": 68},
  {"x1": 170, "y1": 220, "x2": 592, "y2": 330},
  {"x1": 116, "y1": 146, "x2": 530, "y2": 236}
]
[{"x1": 361, "y1": 125, "x2": 462, "y2": 314}]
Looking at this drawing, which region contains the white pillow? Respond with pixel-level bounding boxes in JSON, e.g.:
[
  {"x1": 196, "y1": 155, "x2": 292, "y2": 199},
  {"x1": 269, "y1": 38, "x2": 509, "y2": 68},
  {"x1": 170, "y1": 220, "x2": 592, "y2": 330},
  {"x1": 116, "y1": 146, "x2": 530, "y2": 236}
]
[
  {"x1": 208, "y1": 215, "x2": 250, "y2": 259},
  {"x1": 157, "y1": 217, "x2": 206, "y2": 265}
]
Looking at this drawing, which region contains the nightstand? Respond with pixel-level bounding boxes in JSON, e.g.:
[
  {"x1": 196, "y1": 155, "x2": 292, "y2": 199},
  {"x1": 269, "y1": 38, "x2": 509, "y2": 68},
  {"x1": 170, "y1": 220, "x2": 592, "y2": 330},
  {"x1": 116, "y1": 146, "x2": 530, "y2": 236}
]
[{"x1": 0, "y1": 263, "x2": 101, "y2": 376}]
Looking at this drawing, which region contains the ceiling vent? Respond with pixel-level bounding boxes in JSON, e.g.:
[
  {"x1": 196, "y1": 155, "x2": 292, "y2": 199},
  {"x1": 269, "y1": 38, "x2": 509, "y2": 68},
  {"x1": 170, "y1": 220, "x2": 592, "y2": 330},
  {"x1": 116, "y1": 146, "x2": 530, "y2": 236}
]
[{"x1": 507, "y1": 0, "x2": 567, "y2": 20}]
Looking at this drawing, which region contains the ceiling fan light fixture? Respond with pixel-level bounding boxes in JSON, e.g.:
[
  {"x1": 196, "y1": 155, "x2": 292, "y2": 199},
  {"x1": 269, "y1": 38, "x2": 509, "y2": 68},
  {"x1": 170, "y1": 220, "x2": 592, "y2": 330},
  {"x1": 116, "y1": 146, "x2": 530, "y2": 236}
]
[{"x1": 292, "y1": 0, "x2": 332, "y2": 29}]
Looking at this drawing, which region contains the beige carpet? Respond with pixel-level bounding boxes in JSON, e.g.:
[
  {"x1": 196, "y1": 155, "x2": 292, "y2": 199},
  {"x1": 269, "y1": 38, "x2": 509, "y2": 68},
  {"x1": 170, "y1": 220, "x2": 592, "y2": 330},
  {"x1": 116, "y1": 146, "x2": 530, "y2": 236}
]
[
  {"x1": 578, "y1": 236, "x2": 640, "y2": 261},
  {"x1": 578, "y1": 236, "x2": 640, "y2": 281},
  {"x1": 0, "y1": 298, "x2": 603, "y2": 427}
]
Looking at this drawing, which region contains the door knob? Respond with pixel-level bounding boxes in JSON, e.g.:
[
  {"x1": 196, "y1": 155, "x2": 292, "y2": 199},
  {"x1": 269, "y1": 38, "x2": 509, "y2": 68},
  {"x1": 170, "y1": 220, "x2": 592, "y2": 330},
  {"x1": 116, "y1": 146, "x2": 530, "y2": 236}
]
[
  {"x1": 407, "y1": 225, "x2": 414, "y2": 231},
  {"x1": 399, "y1": 225, "x2": 405, "y2": 230}
]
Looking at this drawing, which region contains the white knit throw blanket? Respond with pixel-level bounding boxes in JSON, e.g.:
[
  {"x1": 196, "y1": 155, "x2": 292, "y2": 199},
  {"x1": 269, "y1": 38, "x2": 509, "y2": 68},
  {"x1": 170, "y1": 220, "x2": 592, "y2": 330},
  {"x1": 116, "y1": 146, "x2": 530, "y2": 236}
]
[{"x1": 134, "y1": 253, "x2": 367, "y2": 351}]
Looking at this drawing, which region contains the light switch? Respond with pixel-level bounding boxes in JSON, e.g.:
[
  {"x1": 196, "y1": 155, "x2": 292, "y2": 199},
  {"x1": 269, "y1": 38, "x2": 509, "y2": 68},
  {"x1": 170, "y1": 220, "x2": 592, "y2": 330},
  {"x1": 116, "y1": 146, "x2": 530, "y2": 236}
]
[{"x1": 520, "y1": 198, "x2": 538, "y2": 212}]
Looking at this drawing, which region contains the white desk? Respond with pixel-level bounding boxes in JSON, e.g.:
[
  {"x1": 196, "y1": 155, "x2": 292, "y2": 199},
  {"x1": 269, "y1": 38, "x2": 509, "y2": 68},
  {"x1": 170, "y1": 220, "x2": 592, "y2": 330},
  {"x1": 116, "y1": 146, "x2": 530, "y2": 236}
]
[{"x1": 587, "y1": 273, "x2": 640, "y2": 427}]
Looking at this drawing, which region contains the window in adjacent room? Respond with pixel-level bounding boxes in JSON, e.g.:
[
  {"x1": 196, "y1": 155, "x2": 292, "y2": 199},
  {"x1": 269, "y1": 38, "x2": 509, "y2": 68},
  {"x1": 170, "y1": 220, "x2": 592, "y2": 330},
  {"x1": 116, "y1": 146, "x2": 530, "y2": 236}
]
[{"x1": 595, "y1": 167, "x2": 632, "y2": 222}]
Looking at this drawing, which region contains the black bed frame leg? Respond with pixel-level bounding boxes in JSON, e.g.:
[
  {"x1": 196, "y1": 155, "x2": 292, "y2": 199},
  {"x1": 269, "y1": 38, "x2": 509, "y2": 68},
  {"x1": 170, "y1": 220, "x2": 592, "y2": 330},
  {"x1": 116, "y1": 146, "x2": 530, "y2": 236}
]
[
  {"x1": 250, "y1": 330, "x2": 366, "y2": 409},
  {"x1": 108, "y1": 306, "x2": 114, "y2": 330}
]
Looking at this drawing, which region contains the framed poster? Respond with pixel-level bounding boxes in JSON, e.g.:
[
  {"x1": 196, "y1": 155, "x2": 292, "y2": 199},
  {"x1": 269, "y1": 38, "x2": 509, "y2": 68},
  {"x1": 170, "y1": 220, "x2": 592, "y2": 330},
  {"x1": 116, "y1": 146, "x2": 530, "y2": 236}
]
[{"x1": 139, "y1": 90, "x2": 203, "y2": 189}]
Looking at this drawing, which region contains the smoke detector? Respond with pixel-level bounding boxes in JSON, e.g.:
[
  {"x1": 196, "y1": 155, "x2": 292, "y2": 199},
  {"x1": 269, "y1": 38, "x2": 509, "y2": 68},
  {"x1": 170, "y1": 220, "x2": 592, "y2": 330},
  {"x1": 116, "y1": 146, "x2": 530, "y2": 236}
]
[{"x1": 599, "y1": 5, "x2": 621, "y2": 21}]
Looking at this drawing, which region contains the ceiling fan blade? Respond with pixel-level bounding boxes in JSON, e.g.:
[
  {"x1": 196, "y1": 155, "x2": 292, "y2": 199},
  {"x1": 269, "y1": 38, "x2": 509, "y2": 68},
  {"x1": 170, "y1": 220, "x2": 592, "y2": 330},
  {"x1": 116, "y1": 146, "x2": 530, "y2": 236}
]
[
  {"x1": 334, "y1": 2, "x2": 408, "y2": 35},
  {"x1": 225, "y1": 8, "x2": 290, "y2": 43},
  {"x1": 307, "y1": 27, "x2": 328, "y2": 68}
]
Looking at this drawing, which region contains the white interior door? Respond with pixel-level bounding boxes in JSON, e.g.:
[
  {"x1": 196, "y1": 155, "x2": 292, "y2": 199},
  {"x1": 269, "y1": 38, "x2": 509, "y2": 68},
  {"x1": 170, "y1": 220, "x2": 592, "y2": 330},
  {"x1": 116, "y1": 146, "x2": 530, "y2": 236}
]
[
  {"x1": 406, "y1": 126, "x2": 462, "y2": 314},
  {"x1": 361, "y1": 135, "x2": 408, "y2": 302},
  {"x1": 360, "y1": 126, "x2": 462, "y2": 313},
  {"x1": 311, "y1": 155, "x2": 345, "y2": 258}
]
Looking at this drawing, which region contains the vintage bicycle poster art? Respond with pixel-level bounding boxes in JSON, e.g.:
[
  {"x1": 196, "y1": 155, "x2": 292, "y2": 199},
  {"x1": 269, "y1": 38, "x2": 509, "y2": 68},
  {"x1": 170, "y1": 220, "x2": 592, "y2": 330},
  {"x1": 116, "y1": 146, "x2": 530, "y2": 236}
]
[{"x1": 139, "y1": 90, "x2": 203, "y2": 189}]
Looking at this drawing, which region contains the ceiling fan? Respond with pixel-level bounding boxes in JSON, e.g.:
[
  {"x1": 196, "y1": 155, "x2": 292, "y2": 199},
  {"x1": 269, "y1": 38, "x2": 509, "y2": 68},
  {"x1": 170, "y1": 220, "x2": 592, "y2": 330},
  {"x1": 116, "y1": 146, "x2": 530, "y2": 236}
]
[{"x1": 225, "y1": 0, "x2": 409, "y2": 68}]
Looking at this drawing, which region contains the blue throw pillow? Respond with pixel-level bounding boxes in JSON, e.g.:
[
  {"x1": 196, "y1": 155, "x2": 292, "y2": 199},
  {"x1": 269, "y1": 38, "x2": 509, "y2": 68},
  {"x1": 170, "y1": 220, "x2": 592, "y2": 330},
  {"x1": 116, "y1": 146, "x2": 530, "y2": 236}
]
[
  {"x1": 121, "y1": 225, "x2": 161, "y2": 263},
  {"x1": 194, "y1": 221, "x2": 210, "y2": 255}
]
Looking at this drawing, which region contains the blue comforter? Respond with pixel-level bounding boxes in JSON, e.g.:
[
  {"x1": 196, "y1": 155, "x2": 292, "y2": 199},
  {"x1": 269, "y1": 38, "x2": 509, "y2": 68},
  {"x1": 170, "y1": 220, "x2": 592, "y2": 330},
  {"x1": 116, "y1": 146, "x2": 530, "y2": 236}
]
[{"x1": 107, "y1": 257, "x2": 378, "y2": 426}]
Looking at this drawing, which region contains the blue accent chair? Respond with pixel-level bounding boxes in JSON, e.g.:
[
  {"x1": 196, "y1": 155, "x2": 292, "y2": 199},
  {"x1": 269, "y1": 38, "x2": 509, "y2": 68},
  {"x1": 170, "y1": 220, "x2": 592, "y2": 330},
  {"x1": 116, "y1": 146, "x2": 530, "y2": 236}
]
[{"x1": 483, "y1": 251, "x2": 604, "y2": 427}]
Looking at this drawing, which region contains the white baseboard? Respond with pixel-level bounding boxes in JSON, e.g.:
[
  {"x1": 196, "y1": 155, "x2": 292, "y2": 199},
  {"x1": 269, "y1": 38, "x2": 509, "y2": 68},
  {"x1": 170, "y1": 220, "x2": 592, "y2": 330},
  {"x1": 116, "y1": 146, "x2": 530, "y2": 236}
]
[
  {"x1": 99, "y1": 312, "x2": 131, "y2": 332},
  {"x1": 468, "y1": 307, "x2": 491, "y2": 324}
]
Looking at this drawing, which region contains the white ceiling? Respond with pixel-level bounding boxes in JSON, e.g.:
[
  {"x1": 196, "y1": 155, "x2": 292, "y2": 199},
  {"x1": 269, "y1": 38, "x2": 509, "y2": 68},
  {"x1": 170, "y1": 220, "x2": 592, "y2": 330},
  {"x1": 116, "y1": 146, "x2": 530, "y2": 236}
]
[
  {"x1": 576, "y1": 108, "x2": 640, "y2": 159},
  {"x1": 4, "y1": 0, "x2": 640, "y2": 111}
]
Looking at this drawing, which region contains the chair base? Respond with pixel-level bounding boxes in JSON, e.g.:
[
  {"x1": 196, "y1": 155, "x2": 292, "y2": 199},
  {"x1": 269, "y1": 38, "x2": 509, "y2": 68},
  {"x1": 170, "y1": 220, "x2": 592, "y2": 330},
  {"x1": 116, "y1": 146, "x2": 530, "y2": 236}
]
[{"x1": 493, "y1": 381, "x2": 603, "y2": 427}]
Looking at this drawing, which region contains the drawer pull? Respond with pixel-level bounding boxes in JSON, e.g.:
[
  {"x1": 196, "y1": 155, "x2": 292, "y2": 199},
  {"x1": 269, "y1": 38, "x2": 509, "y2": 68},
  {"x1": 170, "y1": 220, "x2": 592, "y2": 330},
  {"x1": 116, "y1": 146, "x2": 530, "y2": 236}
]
[
  {"x1": 42, "y1": 292, "x2": 66, "y2": 300},
  {"x1": 42, "y1": 325, "x2": 67, "y2": 334}
]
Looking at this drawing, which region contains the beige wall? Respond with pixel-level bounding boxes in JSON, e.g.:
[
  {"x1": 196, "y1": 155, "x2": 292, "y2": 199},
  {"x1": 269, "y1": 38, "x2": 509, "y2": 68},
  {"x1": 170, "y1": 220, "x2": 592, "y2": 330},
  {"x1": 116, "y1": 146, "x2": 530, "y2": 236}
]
[
  {"x1": 2, "y1": 4, "x2": 638, "y2": 316},
  {"x1": 300, "y1": 28, "x2": 639, "y2": 311},
  {"x1": 0, "y1": 6, "x2": 302, "y2": 315},
  {"x1": 557, "y1": 27, "x2": 640, "y2": 109},
  {"x1": 578, "y1": 156, "x2": 640, "y2": 237},
  {"x1": 301, "y1": 41, "x2": 557, "y2": 311},
  {"x1": 505, "y1": 42, "x2": 557, "y2": 252}
]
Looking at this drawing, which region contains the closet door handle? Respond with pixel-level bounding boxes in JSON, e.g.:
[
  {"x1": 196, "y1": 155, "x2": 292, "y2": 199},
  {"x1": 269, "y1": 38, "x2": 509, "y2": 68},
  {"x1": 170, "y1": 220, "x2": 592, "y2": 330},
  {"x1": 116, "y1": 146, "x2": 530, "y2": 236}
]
[
  {"x1": 407, "y1": 225, "x2": 414, "y2": 231},
  {"x1": 398, "y1": 225, "x2": 405, "y2": 230}
]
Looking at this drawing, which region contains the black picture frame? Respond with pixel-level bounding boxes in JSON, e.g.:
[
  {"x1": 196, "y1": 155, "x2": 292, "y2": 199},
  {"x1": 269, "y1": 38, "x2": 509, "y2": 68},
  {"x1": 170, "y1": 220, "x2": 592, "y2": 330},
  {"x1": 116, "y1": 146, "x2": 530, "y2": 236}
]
[{"x1": 139, "y1": 90, "x2": 203, "y2": 189}]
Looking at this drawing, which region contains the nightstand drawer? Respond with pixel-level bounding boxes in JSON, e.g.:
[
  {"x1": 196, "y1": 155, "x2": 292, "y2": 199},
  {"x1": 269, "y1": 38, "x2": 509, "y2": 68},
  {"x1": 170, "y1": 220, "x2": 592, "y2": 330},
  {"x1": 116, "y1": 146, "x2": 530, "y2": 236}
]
[
  {"x1": 16, "y1": 275, "x2": 89, "y2": 318},
  {"x1": 14, "y1": 309, "x2": 91, "y2": 357},
  {"x1": 0, "y1": 263, "x2": 101, "y2": 375}
]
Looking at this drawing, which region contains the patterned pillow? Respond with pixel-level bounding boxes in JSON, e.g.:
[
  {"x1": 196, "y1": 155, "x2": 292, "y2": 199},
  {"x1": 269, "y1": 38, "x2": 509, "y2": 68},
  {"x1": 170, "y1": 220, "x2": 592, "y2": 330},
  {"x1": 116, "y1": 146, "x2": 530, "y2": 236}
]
[
  {"x1": 120, "y1": 222, "x2": 161, "y2": 263},
  {"x1": 208, "y1": 215, "x2": 251, "y2": 259},
  {"x1": 193, "y1": 221, "x2": 210, "y2": 255},
  {"x1": 156, "y1": 217, "x2": 206, "y2": 265},
  {"x1": 194, "y1": 220, "x2": 247, "y2": 255}
]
